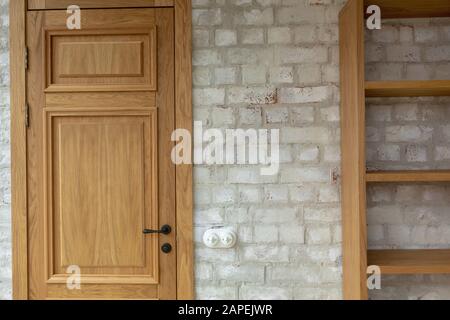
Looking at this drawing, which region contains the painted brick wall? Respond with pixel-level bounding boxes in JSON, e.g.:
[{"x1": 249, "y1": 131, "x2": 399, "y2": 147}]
[
  {"x1": 366, "y1": 18, "x2": 450, "y2": 300},
  {"x1": 0, "y1": 0, "x2": 11, "y2": 301},
  {"x1": 192, "y1": 0, "x2": 344, "y2": 300}
]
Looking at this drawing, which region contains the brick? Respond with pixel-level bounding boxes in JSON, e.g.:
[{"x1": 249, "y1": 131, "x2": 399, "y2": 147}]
[
  {"x1": 304, "y1": 207, "x2": 340, "y2": 222},
  {"x1": 385, "y1": 126, "x2": 433, "y2": 143},
  {"x1": 280, "y1": 167, "x2": 329, "y2": 183},
  {"x1": 268, "y1": 27, "x2": 291, "y2": 44},
  {"x1": 279, "y1": 225, "x2": 305, "y2": 244},
  {"x1": 193, "y1": 29, "x2": 210, "y2": 47},
  {"x1": 281, "y1": 127, "x2": 329, "y2": 144},
  {"x1": 215, "y1": 29, "x2": 237, "y2": 46},
  {"x1": 216, "y1": 264, "x2": 265, "y2": 282},
  {"x1": 193, "y1": 88, "x2": 225, "y2": 106},
  {"x1": 253, "y1": 207, "x2": 297, "y2": 223},
  {"x1": 240, "y1": 28, "x2": 265, "y2": 45},
  {"x1": 425, "y1": 45, "x2": 450, "y2": 62},
  {"x1": 236, "y1": 8, "x2": 274, "y2": 25},
  {"x1": 254, "y1": 225, "x2": 278, "y2": 242},
  {"x1": 192, "y1": 8, "x2": 222, "y2": 26},
  {"x1": 269, "y1": 67, "x2": 294, "y2": 84},
  {"x1": 242, "y1": 65, "x2": 267, "y2": 84},
  {"x1": 195, "y1": 208, "x2": 224, "y2": 225},
  {"x1": 196, "y1": 286, "x2": 237, "y2": 300},
  {"x1": 228, "y1": 86, "x2": 276, "y2": 105},
  {"x1": 278, "y1": 46, "x2": 328, "y2": 64},
  {"x1": 215, "y1": 67, "x2": 237, "y2": 85},
  {"x1": 241, "y1": 245, "x2": 289, "y2": 262},
  {"x1": 240, "y1": 286, "x2": 290, "y2": 300},
  {"x1": 279, "y1": 87, "x2": 330, "y2": 104},
  {"x1": 377, "y1": 144, "x2": 401, "y2": 161},
  {"x1": 291, "y1": 106, "x2": 315, "y2": 124},
  {"x1": 306, "y1": 226, "x2": 332, "y2": 245},
  {"x1": 193, "y1": 67, "x2": 211, "y2": 86},
  {"x1": 296, "y1": 145, "x2": 320, "y2": 162},
  {"x1": 193, "y1": 49, "x2": 221, "y2": 66}
]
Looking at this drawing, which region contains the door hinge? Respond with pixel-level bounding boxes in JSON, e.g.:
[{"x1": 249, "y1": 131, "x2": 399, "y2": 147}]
[
  {"x1": 25, "y1": 104, "x2": 30, "y2": 128},
  {"x1": 25, "y1": 47, "x2": 29, "y2": 70}
]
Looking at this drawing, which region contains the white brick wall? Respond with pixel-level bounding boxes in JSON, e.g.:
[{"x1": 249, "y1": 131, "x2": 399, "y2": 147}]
[{"x1": 192, "y1": 0, "x2": 343, "y2": 300}]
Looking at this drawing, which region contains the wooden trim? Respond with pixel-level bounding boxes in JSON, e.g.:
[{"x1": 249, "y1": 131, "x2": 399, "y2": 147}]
[
  {"x1": 364, "y1": 0, "x2": 450, "y2": 19},
  {"x1": 368, "y1": 250, "x2": 450, "y2": 274},
  {"x1": 10, "y1": 0, "x2": 28, "y2": 300},
  {"x1": 28, "y1": 0, "x2": 174, "y2": 10},
  {"x1": 11, "y1": 0, "x2": 193, "y2": 300},
  {"x1": 366, "y1": 80, "x2": 450, "y2": 97},
  {"x1": 339, "y1": 0, "x2": 368, "y2": 300},
  {"x1": 366, "y1": 170, "x2": 450, "y2": 183},
  {"x1": 174, "y1": 0, "x2": 194, "y2": 300}
]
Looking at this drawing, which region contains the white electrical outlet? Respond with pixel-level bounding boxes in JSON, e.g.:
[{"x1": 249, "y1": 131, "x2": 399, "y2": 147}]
[{"x1": 203, "y1": 227, "x2": 237, "y2": 249}]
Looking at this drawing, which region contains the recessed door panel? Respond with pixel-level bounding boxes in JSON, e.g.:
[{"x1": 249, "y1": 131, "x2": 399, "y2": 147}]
[
  {"x1": 45, "y1": 111, "x2": 158, "y2": 283},
  {"x1": 46, "y1": 28, "x2": 157, "y2": 91}
]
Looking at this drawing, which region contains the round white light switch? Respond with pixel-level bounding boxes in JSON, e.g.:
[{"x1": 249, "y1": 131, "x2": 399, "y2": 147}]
[{"x1": 203, "y1": 228, "x2": 237, "y2": 249}]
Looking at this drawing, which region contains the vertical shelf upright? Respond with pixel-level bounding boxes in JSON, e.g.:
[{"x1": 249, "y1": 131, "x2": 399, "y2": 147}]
[{"x1": 339, "y1": 0, "x2": 450, "y2": 300}]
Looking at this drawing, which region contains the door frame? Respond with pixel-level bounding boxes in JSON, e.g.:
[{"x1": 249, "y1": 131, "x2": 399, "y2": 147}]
[{"x1": 10, "y1": 0, "x2": 193, "y2": 300}]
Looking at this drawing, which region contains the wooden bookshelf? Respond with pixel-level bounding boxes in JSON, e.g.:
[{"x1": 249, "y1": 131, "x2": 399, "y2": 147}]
[
  {"x1": 366, "y1": 171, "x2": 450, "y2": 183},
  {"x1": 340, "y1": 0, "x2": 450, "y2": 300},
  {"x1": 365, "y1": 80, "x2": 450, "y2": 97},
  {"x1": 368, "y1": 250, "x2": 450, "y2": 274}
]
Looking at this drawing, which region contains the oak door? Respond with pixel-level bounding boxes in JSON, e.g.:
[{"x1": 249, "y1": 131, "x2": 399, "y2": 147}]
[{"x1": 26, "y1": 8, "x2": 176, "y2": 299}]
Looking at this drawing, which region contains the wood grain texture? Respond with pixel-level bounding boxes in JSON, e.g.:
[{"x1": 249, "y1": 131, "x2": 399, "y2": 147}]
[
  {"x1": 339, "y1": 0, "x2": 368, "y2": 300},
  {"x1": 366, "y1": 170, "x2": 450, "y2": 183},
  {"x1": 175, "y1": 0, "x2": 194, "y2": 300},
  {"x1": 28, "y1": 0, "x2": 174, "y2": 9},
  {"x1": 46, "y1": 284, "x2": 158, "y2": 300},
  {"x1": 366, "y1": 80, "x2": 450, "y2": 97},
  {"x1": 26, "y1": 8, "x2": 176, "y2": 300},
  {"x1": 368, "y1": 250, "x2": 450, "y2": 274},
  {"x1": 47, "y1": 28, "x2": 157, "y2": 91},
  {"x1": 45, "y1": 92, "x2": 156, "y2": 109},
  {"x1": 47, "y1": 111, "x2": 157, "y2": 278},
  {"x1": 16, "y1": 3, "x2": 191, "y2": 300},
  {"x1": 365, "y1": 0, "x2": 450, "y2": 18},
  {"x1": 10, "y1": 0, "x2": 28, "y2": 301},
  {"x1": 155, "y1": 8, "x2": 177, "y2": 300},
  {"x1": 27, "y1": 9, "x2": 46, "y2": 300}
]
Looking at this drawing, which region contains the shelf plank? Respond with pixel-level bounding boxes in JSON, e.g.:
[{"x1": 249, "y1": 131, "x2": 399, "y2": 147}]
[
  {"x1": 368, "y1": 250, "x2": 450, "y2": 274},
  {"x1": 366, "y1": 170, "x2": 450, "y2": 183},
  {"x1": 365, "y1": 80, "x2": 450, "y2": 97},
  {"x1": 364, "y1": 0, "x2": 450, "y2": 19}
]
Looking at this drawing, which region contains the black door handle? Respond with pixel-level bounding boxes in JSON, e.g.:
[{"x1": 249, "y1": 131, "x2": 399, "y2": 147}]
[{"x1": 143, "y1": 224, "x2": 172, "y2": 235}]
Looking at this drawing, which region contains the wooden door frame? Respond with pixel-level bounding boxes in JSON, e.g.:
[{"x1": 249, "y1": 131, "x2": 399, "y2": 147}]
[{"x1": 10, "y1": 0, "x2": 193, "y2": 300}]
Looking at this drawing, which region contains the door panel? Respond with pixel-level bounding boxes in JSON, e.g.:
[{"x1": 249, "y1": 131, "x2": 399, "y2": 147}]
[
  {"x1": 47, "y1": 28, "x2": 157, "y2": 90},
  {"x1": 26, "y1": 8, "x2": 175, "y2": 300}
]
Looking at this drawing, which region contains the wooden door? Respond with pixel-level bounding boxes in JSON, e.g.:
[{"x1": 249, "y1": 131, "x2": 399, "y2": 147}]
[{"x1": 26, "y1": 8, "x2": 176, "y2": 300}]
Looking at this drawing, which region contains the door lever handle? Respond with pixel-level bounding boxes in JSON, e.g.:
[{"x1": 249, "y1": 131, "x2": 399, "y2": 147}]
[{"x1": 143, "y1": 224, "x2": 172, "y2": 235}]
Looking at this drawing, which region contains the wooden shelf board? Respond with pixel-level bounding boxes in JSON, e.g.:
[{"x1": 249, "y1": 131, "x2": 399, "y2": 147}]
[
  {"x1": 366, "y1": 170, "x2": 450, "y2": 183},
  {"x1": 365, "y1": 80, "x2": 450, "y2": 97},
  {"x1": 368, "y1": 250, "x2": 450, "y2": 274},
  {"x1": 364, "y1": 0, "x2": 450, "y2": 19}
]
